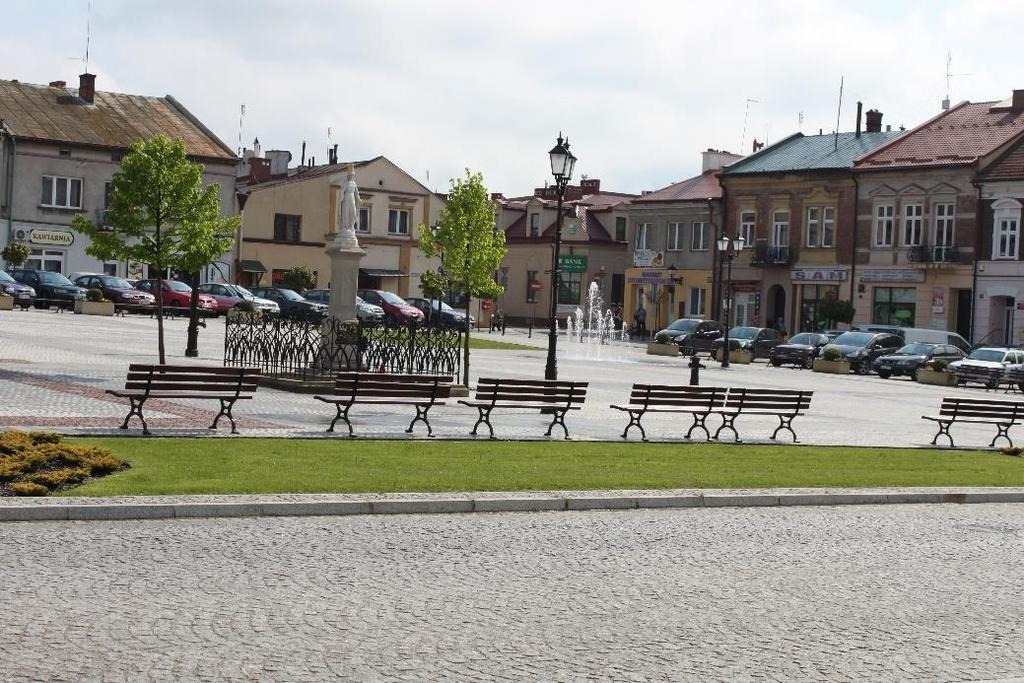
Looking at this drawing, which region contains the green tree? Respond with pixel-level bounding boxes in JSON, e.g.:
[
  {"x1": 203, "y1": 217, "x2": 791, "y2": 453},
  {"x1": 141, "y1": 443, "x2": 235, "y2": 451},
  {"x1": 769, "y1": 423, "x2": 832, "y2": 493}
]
[
  {"x1": 419, "y1": 170, "x2": 505, "y2": 386},
  {"x1": 2, "y1": 242, "x2": 30, "y2": 268},
  {"x1": 71, "y1": 136, "x2": 238, "y2": 363},
  {"x1": 817, "y1": 297, "x2": 855, "y2": 328},
  {"x1": 280, "y1": 266, "x2": 317, "y2": 292}
]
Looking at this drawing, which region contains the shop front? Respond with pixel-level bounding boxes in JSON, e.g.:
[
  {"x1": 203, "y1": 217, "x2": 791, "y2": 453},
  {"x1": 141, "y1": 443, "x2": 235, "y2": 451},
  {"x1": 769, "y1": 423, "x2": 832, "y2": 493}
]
[{"x1": 791, "y1": 267, "x2": 849, "y2": 332}]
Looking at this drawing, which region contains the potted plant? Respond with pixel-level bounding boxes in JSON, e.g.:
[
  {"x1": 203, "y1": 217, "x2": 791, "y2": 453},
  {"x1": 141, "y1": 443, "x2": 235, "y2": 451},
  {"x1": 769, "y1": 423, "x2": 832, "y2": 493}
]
[
  {"x1": 917, "y1": 358, "x2": 957, "y2": 387},
  {"x1": 647, "y1": 331, "x2": 680, "y2": 357},
  {"x1": 75, "y1": 288, "x2": 115, "y2": 316},
  {"x1": 713, "y1": 339, "x2": 753, "y2": 364},
  {"x1": 0, "y1": 292, "x2": 13, "y2": 311},
  {"x1": 812, "y1": 346, "x2": 850, "y2": 374}
]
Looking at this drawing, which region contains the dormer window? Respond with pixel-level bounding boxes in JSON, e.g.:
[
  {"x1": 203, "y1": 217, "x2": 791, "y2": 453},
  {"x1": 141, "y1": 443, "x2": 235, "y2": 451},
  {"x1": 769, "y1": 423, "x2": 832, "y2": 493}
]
[{"x1": 993, "y1": 198, "x2": 1022, "y2": 260}]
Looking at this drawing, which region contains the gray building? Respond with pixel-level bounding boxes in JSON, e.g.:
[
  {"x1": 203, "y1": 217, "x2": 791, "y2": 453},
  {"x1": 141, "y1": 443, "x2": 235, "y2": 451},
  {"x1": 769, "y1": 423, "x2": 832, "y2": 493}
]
[{"x1": 0, "y1": 73, "x2": 237, "y2": 280}]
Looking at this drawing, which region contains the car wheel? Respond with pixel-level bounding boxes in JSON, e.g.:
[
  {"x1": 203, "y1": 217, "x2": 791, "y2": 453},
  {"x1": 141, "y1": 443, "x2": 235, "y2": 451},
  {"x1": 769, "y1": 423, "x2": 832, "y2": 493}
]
[
  {"x1": 384, "y1": 312, "x2": 396, "y2": 327},
  {"x1": 877, "y1": 370, "x2": 891, "y2": 379},
  {"x1": 855, "y1": 362, "x2": 870, "y2": 375},
  {"x1": 802, "y1": 356, "x2": 815, "y2": 370},
  {"x1": 770, "y1": 359, "x2": 782, "y2": 367}
]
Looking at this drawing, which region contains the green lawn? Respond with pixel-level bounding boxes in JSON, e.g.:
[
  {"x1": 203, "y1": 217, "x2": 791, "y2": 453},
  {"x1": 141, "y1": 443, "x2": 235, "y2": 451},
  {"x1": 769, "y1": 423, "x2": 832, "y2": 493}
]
[
  {"x1": 61, "y1": 438, "x2": 1023, "y2": 497},
  {"x1": 468, "y1": 336, "x2": 539, "y2": 351}
]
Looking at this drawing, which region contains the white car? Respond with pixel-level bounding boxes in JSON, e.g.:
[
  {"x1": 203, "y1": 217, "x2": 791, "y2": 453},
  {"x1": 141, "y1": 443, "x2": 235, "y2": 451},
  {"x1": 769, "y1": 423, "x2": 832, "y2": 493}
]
[
  {"x1": 233, "y1": 284, "x2": 280, "y2": 315},
  {"x1": 948, "y1": 347, "x2": 1024, "y2": 388}
]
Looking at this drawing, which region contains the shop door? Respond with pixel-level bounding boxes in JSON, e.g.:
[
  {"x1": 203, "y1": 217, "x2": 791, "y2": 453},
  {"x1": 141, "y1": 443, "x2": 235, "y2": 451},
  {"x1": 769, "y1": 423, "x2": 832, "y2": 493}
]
[
  {"x1": 25, "y1": 249, "x2": 65, "y2": 273},
  {"x1": 956, "y1": 289, "x2": 972, "y2": 342}
]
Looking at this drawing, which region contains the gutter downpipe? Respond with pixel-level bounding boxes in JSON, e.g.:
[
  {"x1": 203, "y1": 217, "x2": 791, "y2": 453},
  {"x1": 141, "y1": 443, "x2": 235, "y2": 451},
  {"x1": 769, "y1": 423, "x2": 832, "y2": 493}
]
[
  {"x1": 1, "y1": 123, "x2": 14, "y2": 245},
  {"x1": 712, "y1": 192, "x2": 723, "y2": 321},
  {"x1": 971, "y1": 180, "x2": 981, "y2": 344},
  {"x1": 850, "y1": 173, "x2": 859, "y2": 304}
]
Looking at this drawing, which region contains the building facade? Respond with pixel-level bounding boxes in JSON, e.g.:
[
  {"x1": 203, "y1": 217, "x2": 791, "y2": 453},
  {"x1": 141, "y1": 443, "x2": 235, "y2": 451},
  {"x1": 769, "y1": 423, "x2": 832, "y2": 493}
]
[{"x1": 0, "y1": 74, "x2": 238, "y2": 280}]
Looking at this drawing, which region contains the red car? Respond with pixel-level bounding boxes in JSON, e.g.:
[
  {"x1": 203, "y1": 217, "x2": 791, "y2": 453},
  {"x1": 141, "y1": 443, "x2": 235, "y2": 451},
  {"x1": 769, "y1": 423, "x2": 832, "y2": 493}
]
[
  {"x1": 135, "y1": 279, "x2": 218, "y2": 312},
  {"x1": 357, "y1": 288, "x2": 425, "y2": 326}
]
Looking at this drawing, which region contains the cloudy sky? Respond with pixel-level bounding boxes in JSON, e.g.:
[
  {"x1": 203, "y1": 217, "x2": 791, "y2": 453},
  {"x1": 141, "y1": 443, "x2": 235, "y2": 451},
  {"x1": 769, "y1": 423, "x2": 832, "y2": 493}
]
[{"x1": 4, "y1": 0, "x2": 1023, "y2": 195}]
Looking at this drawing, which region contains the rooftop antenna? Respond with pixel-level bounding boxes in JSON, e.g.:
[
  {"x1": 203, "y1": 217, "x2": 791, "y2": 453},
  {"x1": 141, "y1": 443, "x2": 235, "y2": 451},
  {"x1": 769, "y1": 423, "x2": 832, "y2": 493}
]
[
  {"x1": 237, "y1": 104, "x2": 245, "y2": 155},
  {"x1": 798, "y1": 111, "x2": 804, "y2": 132},
  {"x1": 84, "y1": 0, "x2": 91, "y2": 72},
  {"x1": 834, "y1": 76, "x2": 844, "y2": 150},
  {"x1": 740, "y1": 98, "x2": 759, "y2": 153},
  {"x1": 943, "y1": 52, "x2": 973, "y2": 110}
]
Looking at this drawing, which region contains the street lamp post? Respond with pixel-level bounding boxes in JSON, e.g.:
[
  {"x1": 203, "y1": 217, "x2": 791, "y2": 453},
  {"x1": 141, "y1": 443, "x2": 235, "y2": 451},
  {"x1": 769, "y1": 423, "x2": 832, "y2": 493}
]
[
  {"x1": 544, "y1": 134, "x2": 577, "y2": 381},
  {"x1": 716, "y1": 234, "x2": 745, "y2": 368}
]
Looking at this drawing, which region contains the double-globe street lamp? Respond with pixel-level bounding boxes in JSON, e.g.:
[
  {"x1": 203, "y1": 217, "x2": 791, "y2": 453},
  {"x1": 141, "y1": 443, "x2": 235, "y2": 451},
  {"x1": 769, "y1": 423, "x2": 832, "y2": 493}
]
[
  {"x1": 716, "y1": 234, "x2": 745, "y2": 368},
  {"x1": 544, "y1": 134, "x2": 577, "y2": 381}
]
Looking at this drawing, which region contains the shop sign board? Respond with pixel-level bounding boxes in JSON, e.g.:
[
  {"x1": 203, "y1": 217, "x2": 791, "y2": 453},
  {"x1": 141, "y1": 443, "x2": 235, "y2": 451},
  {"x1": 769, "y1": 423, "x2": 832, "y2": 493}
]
[
  {"x1": 633, "y1": 250, "x2": 664, "y2": 268},
  {"x1": 791, "y1": 267, "x2": 848, "y2": 282},
  {"x1": 29, "y1": 229, "x2": 74, "y2": 246},
  {"x1": 558, "y1": 255, "x2": 587, "y2": 273},
  {"x1": 860, "y1": 269, "x2": 925, "y2": 283}
]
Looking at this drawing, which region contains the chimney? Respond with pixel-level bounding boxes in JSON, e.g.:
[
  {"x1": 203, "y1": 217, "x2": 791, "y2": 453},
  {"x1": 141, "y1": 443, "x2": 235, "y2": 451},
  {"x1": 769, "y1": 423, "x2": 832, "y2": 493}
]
[
  {"x1": 855, "y1": 101, "x2": 863, "y2": 138},
  {"x1": 1013, "y1": 90, "x2": 1024, "y2": 112},
  {"x1": 49, "y1": 80, "x2": 66, "y2": 88},
  {"x1": 300, "y1": 141, "x2": 307, "y2": 167},
  {"x1": 865, "y1": 109, "x2": 883, "y2": 133},
  {"x1": 78, "y1": 73, "x2": 95, "y2": 104},
  {"x1": 332, "y1": 143, "x2": 339, "y2": 164},
  {"x1": 253, "y1": 137, "x2": 261, "y2": 157}
]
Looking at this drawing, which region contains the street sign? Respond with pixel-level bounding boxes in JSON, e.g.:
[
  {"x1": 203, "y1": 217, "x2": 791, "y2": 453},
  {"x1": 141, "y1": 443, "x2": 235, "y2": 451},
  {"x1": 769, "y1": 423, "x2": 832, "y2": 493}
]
[{"x1": 558, "y1": 255, "x2": 587, "y2": 273}]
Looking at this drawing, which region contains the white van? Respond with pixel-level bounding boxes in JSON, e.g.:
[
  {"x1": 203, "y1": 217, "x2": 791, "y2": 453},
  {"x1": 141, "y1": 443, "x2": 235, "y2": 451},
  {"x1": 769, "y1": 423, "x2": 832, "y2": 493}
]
[{"x1": 855, "y1": 325, "x2": 972, "y2": 353}]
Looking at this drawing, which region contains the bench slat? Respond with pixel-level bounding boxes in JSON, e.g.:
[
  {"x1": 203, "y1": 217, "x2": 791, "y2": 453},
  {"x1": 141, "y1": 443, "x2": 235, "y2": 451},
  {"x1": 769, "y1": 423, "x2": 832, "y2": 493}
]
[
  {"x1": 475, "y1": 392, "x2": 586, "y2": 404},
  {"x1": 477, "y1": 378, "x2": 587, "y2": 389},
  {"x1": 128, "y1": 364, "x2": 260, "y2": 375},
  {"x1": 125, "y1": 382, "x2": 258, "y2": 393}
]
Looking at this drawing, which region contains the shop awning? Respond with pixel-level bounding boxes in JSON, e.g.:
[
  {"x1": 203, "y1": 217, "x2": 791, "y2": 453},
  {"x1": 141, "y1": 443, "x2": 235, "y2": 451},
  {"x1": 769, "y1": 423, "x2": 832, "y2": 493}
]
[
  {"x1": 360, "y1": 268, "x2": 408, "y2": 278},
  {"x1": 239, "y1": 259, "x2": 267, "y2": 273}
]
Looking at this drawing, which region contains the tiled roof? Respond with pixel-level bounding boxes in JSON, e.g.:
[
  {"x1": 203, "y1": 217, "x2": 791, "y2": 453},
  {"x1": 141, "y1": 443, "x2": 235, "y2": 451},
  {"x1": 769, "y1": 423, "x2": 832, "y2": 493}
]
[
  {"x1": 723, "y1": 131, "x2": 901, "y2": 175},
  {"x1": 633, "y1": 170, "x2": 722, "y2": 202},
  {"x1": 0, "y1": 78, "x2": 236, "y2": 161},
  {"x1": 240, "y1": 158, "x2": 376, "y2": 192},
  {"x1": 981, "y1": 136, "x2": 1024, "y2": 180},
  {"x1": 577, "y1": 191, "x2": 636, "y2": 208},
  {"x1": 856, "y1": 101, "x2": 1024, "y2": 170}
]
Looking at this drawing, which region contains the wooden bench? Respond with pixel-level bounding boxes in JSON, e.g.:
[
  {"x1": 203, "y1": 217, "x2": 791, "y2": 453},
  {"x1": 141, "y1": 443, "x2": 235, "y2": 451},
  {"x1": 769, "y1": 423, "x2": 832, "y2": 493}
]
[
  {"x1": 922, "y1": 396, "x2": 1024, "y2": 447},
  {"x1": 107, "y1": 364, "x2": 260, "y2": 435},
  {"x1": 313, "y1": 372, "x2": 452, "y2": 437},
  {"x1": 713, "y1": 388, "x2": 813, "y2": 443},
  {"x1": 458, "y1": 378, "x2": 588, "y2": 440},
  {"x1": 953, "y1": 365, "x2": 1002, "y2": 391},
  {"x1": 611, "y1": 384, "x2": 728, "y2": 442}
]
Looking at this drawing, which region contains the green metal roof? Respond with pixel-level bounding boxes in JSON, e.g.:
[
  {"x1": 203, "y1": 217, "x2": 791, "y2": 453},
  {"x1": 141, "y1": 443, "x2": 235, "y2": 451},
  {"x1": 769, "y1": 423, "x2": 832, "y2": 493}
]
[{"x1": 722, "y1": 131, "x2": 903, "y2": 175}]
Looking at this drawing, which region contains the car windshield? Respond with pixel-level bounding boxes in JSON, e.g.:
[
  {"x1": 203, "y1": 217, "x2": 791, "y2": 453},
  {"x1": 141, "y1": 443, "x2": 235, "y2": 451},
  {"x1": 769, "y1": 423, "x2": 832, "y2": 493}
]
[
  {"x1": 787, "y1": 333, "x2": 820, "y2": 345},
  {"x1": 832, "y1": 332, "x2": 873, "y2": 347},
  {"x1": 167, "y1": 281, "x2": 191, "y2": 293},
  {"x1": 667, "y1": 319, "x2": 699, "y2": 332},
  {"x1": 39, "y1": 272, "x2": 74, "y2": 286},
  {"x1": 378, "y1": 291, "x2": 407, "y2": 305},
  {"x1": 233, "y1": 285, "x2": 255, "y2": 298},
  {"x1": 729, "y1": 326, "x2": 759, "y2": 339},
  {"x1": 896, "y1": 343, "x2": 935, "y2": 355},
  {"x1": 100, "y1": 277, "x2": 133, "y2": 289},
  {"x1": 0, "y1": 271, "x2": 15, "y2": 284},
  {"x1": 967, "y1": 349, "x2": 1007, "y2": 362},
  {"x1": 275, "y1": 288, "x2": 305, "y2": 301}
]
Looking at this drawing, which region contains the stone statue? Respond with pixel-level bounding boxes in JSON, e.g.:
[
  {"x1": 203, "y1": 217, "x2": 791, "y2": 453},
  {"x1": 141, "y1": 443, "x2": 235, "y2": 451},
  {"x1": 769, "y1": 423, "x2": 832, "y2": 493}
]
[{"x1": 334, "y1": 162, "x2": 361, "y2": 249}]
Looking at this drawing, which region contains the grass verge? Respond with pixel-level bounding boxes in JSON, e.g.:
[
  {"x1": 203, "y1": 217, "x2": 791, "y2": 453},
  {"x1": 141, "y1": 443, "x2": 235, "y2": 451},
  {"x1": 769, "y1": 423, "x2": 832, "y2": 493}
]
[
  {"x1": 467, "y1": 337, "x2": 539, "y2": 351},
  {"x1": 60, "y1": 438, "x2": 1023, "y2": 497}
]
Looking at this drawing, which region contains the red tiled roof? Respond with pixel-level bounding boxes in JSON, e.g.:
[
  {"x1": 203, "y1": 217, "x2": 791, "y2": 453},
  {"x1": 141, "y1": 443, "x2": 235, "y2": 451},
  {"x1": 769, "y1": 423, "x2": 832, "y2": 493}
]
[
  {"x1": 633, "y1": 170, "x2": 722, "y2": 202},
  {"x1": 0, "y1": 78, "x2": 236, "y2": 161},
  {"x1": 856, "y1": 101, "x2": 1024, "y2": 170}
]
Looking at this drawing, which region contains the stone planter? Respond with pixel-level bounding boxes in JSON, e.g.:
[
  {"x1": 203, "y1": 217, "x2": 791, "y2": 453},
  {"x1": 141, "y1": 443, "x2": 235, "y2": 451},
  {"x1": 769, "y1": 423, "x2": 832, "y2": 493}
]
[
  {"x1": 916, "y1": 367, "x2": 957, "y2": 386},
  {"x1": 0, "y1": 296, "x2": 13, "y2": 311},
  {"x1": 712, "y1": 348, "x2": 753, "y2": 364},
  {"x1": 646, "y1": 342, "x2": 679, "y2": 357},
  {"x1": 74, "y1": 300, "x2": 115, "y2": 316},
  {"x1": 812, "y1": 358, "x2": 850, "y2": 374}
]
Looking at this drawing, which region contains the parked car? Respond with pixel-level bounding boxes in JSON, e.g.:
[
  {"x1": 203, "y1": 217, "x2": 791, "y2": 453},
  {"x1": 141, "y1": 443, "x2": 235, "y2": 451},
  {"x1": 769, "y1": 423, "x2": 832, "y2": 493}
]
[
  {"x1": 0, "y1": 270, "x2": 36, "y2": 308},
  {"x1": 769, "y1": 332, "x2": 834, "y2": 368},
  {"x1": 196, "y1": 282, "x2": 280, "y2": 316},
  {"x1": 301, "y1": 289, "x2": 386, "y2": 324},
  {"x1": 872, "y1": 342, "x2": 966, "y2": 379},
  {"x1": 852, "y1": 325, "x2": 973, "y2": 354},
  {"x1": 710, "y1": 326, "x2": 781, "y2": 359},
  {"x1": 231, "y1": 285, "x2": 281, "y2": 315},
  {"x1": 357, "y1": 289, "x2": 425, "y2": 326},
  {"x1": 949, "y1": 347, "x2": 1024, "y2": 387},
  {"x1": 249, "y1": 287, "x2": 327, "y2": 320},
  {"x1": 72, "y1": 274, "x2": 155, "y2": 308},
  {"x1": 135, "y1": 278, "x2": 218, "y2": 313},
  {"x1": 9, "y1": 269, "x2": 87, "y2": 309},
  {"x1": 404, "y1": 296, "x2": 475, "y2": 329},
  {"x1": 653, "y1": 318, "x2": 724, "y2": 355},
  {"x1": 821, "y1": 331, "x2": 904, "y2": 374}
]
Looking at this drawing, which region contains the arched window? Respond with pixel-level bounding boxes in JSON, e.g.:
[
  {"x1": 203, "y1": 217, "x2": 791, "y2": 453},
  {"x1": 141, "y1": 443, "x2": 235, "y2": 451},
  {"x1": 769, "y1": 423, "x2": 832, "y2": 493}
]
[{"x1": 993, "y1": 198, "x2": 1022, "y2": 260}]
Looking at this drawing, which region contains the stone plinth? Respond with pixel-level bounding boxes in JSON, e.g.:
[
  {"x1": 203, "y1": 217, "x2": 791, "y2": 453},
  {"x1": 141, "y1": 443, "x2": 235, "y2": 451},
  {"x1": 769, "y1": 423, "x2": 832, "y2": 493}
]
[{"x1": 326, "y1": 243, "x2": 365, "y2": 323}]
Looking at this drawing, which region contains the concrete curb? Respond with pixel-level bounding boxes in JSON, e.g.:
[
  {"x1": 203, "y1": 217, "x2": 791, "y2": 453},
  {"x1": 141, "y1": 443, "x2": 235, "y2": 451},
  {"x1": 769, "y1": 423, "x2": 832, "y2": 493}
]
[{"x1": 3, "y1": 489, "x2": 1024, "y2": 522}]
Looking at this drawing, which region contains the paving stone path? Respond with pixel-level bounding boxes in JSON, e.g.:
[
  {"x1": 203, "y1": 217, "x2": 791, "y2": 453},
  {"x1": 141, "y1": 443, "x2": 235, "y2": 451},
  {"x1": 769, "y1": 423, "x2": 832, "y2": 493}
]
[{"x1": 3, "y1": 504, "x2": 1024, "y2": 681}]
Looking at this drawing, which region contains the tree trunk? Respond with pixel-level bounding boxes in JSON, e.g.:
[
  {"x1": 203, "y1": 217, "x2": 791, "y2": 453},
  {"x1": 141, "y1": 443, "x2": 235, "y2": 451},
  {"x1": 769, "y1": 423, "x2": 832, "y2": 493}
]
[
  {"x1": 156, "y1": 281, "x2": 166, "y2": 365},
  {"x1": 185, "y1": 270, "x2": 200, "y2": 357},
  {"x1": 463, "y1": 284, "x2": 471, "y2": 388}
]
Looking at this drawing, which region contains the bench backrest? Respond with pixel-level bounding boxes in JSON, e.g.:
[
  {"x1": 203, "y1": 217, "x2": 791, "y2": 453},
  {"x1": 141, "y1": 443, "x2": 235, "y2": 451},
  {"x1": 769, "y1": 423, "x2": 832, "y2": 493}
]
[
  {"x1": 629, "y1": 384, "x2": 727, "y2": 410},
  {"x1": 125, "y1": 364, "x2": 260, "y2": 396},
  {"x1": 938, "y1": 396, "x2": 1024, "y2": 421},
  {"x1": 334, "y1": 372, "x2": 452, "y2": 401},
  {"x1": 723, "y1": 388, "x2": 812, "y2": 413},
  {"x1": 475, "y1": 378, "x2": 588, "y2": 407}
]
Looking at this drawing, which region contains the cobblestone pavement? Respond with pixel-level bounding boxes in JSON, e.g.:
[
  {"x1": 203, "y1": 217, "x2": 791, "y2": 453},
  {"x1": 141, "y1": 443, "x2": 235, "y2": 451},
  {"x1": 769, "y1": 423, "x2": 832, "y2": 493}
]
[
  {"x1": 0, "y1": 308, "x2": 1013, "y2": 447},
  {"x1": 2, "y1": 504, "x2": 1024, "y2": 681}
]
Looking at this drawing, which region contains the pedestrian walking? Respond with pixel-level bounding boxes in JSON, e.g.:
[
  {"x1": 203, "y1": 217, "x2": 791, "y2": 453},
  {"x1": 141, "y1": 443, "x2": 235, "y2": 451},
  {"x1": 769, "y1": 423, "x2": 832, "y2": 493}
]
[{"x1": 634, "y1": 305, "x2": 647, "y2": 341}]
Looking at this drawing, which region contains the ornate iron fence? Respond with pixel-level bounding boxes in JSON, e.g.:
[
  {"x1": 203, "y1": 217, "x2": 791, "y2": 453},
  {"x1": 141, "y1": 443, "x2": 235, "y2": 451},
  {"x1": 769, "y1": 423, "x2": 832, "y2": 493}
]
[{"x1": 223, "y1": 313, "x2": 462, "y2": 380}]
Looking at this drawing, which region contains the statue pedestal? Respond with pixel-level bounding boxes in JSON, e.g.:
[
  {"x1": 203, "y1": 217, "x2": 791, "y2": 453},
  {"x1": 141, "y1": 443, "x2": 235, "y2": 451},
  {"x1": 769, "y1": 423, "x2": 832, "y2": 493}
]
[{"x1": 326, "y1": 242, "x2": 365, "y2": 323}]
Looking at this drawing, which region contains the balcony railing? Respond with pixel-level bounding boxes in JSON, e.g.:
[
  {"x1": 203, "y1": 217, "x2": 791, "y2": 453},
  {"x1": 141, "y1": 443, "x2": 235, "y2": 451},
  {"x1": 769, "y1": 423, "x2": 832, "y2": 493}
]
[
  {"x1": 749, "y1": 244, "x2": 794, "y2": 266},
  {"x1": 906, "y1": 244, "x2": 961, "y2": 265}
]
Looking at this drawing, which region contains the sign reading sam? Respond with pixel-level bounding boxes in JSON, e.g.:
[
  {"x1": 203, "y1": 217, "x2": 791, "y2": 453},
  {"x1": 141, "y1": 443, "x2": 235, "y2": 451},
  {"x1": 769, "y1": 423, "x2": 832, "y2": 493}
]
[{"x1": 29, "y1": 229, "x2": 75, "y2": 247}]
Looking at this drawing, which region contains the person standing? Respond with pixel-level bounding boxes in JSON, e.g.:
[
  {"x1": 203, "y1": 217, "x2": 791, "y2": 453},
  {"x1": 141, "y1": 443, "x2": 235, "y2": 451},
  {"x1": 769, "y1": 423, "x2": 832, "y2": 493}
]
[{"x1": 634, "y1": 305, "x2": 647, "y2": 341}]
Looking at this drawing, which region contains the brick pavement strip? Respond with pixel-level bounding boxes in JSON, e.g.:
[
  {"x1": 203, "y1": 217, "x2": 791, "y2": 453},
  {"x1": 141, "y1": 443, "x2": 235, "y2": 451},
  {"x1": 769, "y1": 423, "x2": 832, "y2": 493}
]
[{"x1": 2, "y1": 504, "x2": 1024, "y2": 681}]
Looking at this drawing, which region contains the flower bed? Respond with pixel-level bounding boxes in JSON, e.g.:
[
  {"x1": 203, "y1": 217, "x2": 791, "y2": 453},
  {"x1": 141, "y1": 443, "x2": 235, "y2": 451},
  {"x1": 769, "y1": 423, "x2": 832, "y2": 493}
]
[{"x1": 0, "y1": 431, "x2": 127, "y2": 496}]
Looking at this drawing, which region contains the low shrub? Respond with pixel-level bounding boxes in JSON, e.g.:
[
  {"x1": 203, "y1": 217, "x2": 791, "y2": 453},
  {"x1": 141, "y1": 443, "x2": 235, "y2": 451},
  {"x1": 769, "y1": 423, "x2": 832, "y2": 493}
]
[
  {"x1": 0, "y1": 431, "x2": 127, "y2": 496},
  {"x1": 86, "y1": 288, "x2": 108, "y2": 303},
  {"x1": 821, "y1": 347, "x2": 843, "y2": 362},
  {"x1": 236, "y1": 299, "x2": 256, "y2": 313},
  {"x1": 930, "y1": 358, "x2": 950, "y2": 372}
]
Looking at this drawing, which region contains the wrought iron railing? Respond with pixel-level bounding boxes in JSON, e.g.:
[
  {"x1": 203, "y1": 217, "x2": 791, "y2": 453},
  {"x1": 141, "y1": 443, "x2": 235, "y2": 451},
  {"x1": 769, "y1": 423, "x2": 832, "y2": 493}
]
[
  {"x1": 906, "y1": 244, "x2": 960, "y2": 264},
  {"x1": 223, "y1": 313, "x2": 462, "y2": 380},
  {"x1": 750, "y1": 244, "x2": 794, "y2": 266}
]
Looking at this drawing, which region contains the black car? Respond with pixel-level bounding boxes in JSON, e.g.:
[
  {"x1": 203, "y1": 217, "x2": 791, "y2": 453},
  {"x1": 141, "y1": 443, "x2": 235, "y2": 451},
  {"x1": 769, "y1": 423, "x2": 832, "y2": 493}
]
[
  {"x1": 9, "y1": 269, "x2": 86, "y2": 309},
  {"x1": 710, "y1": 326, "x2": 782, "y2": 359},
  {"x1": 0, "y1": 270, "x2": 36, "y2": 308},
  {"x1": 72, "y1": 274, "x2": 155, "y2": 308},
  {"x1": 302, "y1": 289, "x2": 386, "y2": 324},
  {"x1": 821, "y1": 331, "x2": 904, "y2": 375},
  {"x1": 249, "y1": 287, "x2": 327, "y2": 320},
  {"x1": 403, "y1": 296, "x2": 475, "y2": 329},
  {"x1": 653, "y1": 318, "x2": 724, "y2": 356},
  {"x1": 872, "y1": 342, "x2": 965, "y2": 379},
  {"x1": 769, "y1": 332, "x2": 834, "y2": 368}
]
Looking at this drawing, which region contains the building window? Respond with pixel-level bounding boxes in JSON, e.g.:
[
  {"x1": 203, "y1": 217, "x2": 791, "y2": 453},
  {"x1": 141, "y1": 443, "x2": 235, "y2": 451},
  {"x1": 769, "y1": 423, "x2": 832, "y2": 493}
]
[
  {"x1": 805, "y1": 207, "x2": 819, "y2": 247},
  {"x1": 357, "y1": 207, "x2": 371, "y2": 233},
  {"x1": 526, "y1": 269, "x2": 538, "y2": 303},
  {"x1": 688, "y1": 287, "x2": 706, "y2": 316},
  {"x1": 822, "y1": 207, "x2": 835, "y2": 247},
  {"x1": 610, "y1": 273, "x2": 624, "y2": 305},
  {"x1": 40, "y1": 175, "x2": 82, "y2": 209},
  {"x1": 667, "y1": 222, "x2": 683, "y2": 251},
  {"x1": 993, "y1": 198, "x2": 1022, "y2": 260},
  {"x1": 103, "y1": 262, "x2": 118, "y2": 276},
  {"x1": 690, "y1": 222, "x2": 707, "y2": 251},
  {"x1": 902, "y1": 203, "x2": 923, "y2": 246},
  {"x1": 388, "y1": 209, "x2": 410, "y2": 235},
  {"x1": 799, "y1": 284, "x2": 840, "y2": 332},
  {"x1": 615, "y1": 216, "x2": 627, "y2": 241},
  {"x1": 739, "y1": 211, "x2": 755, "y2": 245},
  {"x1": 558, "y1": 271, "x2": 581, "y2": 305},
  {"x1": 271, "y1": 269, "x2": 288, "y2": 286},
  {"x1": 25, "y1": 248, "x2": 65, "y2": 273},
  {"x1": 530, "y1": 213, "x2": 540, "y2": 238},
  {"x1": 772, "y1": 211, "x2": 789, "y2": 246},
  {"x1": 873, "y1": 287, "x2": 916, "y2": 326},
  {"x1": 635, "y1": 223, "x2": 650, "y2": 250},
  {"x1": 874, "y1": 204, "x2": 894, "y2": 246},
  {"x1": 273, "y1": 213, "x2": 301, "y2": 242},
  {"x1": 934, "y1": 202, "x2": 954, "y2": 247}
]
